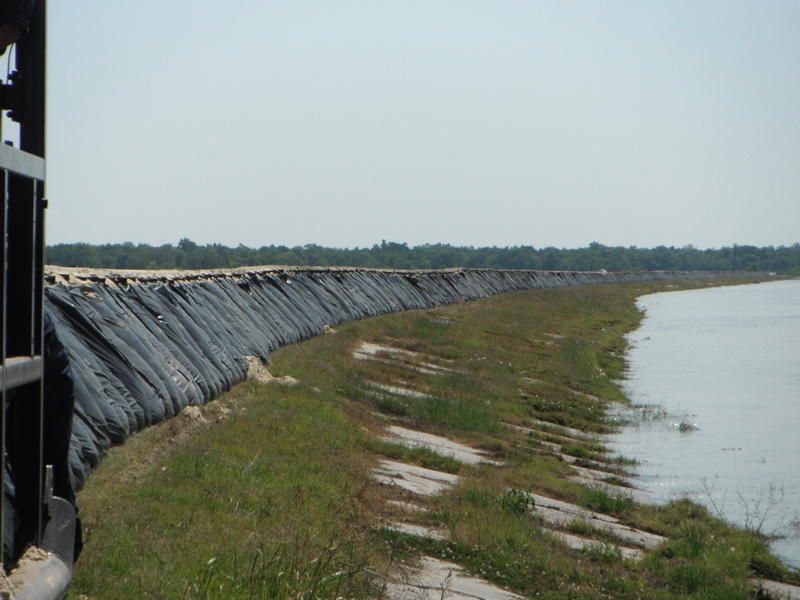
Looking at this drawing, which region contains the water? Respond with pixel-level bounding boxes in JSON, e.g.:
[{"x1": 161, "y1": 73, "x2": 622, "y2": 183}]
[{"x1": 607, "y1": 279, "x2": 800, "y2": 568}]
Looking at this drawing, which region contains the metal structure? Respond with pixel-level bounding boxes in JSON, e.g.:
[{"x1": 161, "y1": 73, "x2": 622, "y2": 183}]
[{"x1": 0, "y1": 2, "x2": 75, "y2": 597}]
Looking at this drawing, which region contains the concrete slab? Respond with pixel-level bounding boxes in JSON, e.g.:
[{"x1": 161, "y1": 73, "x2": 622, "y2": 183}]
[
  {"x1": 508, "y1": 424, "x2": 627, "y2": 476},
  {"x1": 355, "y1": 342, "x2": 421, "y2": 359},
  {"x1": 387, "y1": 499, "x2": 428, "y2": 513},
  {"x1": 531, "y1": 438, "x2": 563, "y2": 453},
  {"x1": 545, "y1": 529, "x2": 644, "y2": 561},
  {"x1": 531, "y1": 493, "x2": 620, "y2": 524},
  {"x1": 384, "y1": 521, "x2": 448, "y2": 541},
  {"x1": 382, "y1": 425, "x2": 503, "y2": 466},
  {"x1": 530, "y1": 419, "x2": 594, "y2": 440},
  {"x1": 417, "y1": 361, "x2": 462, "y2": 374},
  {"x1": 354, "y1": 342, "x2": 461, "y2": 375},
  {"x1": 372, "y1": 460, "x2": 460, "y2": 497},
  {"x1": 555, "y1": 452, "x2": 617, "y2": 473},
  {"x1": 570, "y1": 464, "x2": 630, "y2": 482},
  {"x1": 507, "y1": 422, "x2": 588, "y2": 446},
  {"x1": 529, "y1": 493, "x2": 665, "y2": 549},
  {"x1": 386, "y1": 556, "x2": 526, "y2": 600},
  {"x1": 566, "y1": 476, "x2": 651, "y2": 504},
  {"x1": 566, "y1": 388, "x2": 601, "y2": 403},
  {"x1": 366, "y1": 381, "x2": 431, "y2": 399},
  {"x1": 752, "y1": 579, "x2": 800, "y2": 600},
  {"x1": 361, "y1": 356, "x2": 443, "y2": 376}
]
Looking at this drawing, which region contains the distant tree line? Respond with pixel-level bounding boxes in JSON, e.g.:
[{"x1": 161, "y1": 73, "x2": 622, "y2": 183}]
[{"x1": 45, "y1": 240, "x2": 800, "y2": 273}]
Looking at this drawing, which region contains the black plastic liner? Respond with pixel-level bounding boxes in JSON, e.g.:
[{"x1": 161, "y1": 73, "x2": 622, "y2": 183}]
[{"x1": 41, "y1": 267, "x2": 754, "y2": 492}]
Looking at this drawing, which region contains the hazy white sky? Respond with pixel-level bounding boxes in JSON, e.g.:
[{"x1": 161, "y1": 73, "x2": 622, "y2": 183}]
[{"x1": 41, "y1": 1, "x2": 799, "y2": 249}]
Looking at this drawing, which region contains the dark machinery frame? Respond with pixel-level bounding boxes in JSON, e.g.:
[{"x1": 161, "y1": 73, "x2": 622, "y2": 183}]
[{"x1": 0, "y1": 2, "x2": 75, "y2": 597}]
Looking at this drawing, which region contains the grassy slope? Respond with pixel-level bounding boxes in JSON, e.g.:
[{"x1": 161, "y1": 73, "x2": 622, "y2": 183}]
[{"x1": 71, "y1": 278, "x2": 797, "y2": 599}]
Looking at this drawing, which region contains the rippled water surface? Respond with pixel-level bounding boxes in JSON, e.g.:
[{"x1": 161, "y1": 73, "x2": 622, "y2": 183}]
[{"x1": 607, "y1": 279, "x2": 800, "y2": 568}]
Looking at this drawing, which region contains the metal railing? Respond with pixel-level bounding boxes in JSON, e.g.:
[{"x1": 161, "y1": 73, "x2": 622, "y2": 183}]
[{"x1": 0, "y1": 2, "x2": 75, "y2": 597}]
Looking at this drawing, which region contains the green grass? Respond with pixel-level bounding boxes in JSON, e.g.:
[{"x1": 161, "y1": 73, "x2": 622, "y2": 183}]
[
  {"x1": 499, "y1": 488, "x2": 536, "y2": 515},
  {"x1": 559, "y1": 443, "x2": 605, "y2": 461},
  {"x1": 72, "y1": 384, "x2": 385, "y2": 598},
  {"x1": 580, "y1": 487, "x2": 635, "y2": 515},
  {"x1": 72, "y1": 276, "x2": 799, "y2": 599},
  {"x1": 581, "y1": 542, "x2": 625, "y2": 564},
  {"x1": 186, "y1": 537, "x2": 365, "y2": 600}
]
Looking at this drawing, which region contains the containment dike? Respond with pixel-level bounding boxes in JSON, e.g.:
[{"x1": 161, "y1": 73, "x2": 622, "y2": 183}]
[{"x1": 41, "y1": 266, "x2": 758, "y2": 494}]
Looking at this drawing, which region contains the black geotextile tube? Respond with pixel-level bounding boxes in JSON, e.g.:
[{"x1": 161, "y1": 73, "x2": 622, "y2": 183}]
[{"x1": 40, "y1": 268, "x2": 752, "y2": 494}]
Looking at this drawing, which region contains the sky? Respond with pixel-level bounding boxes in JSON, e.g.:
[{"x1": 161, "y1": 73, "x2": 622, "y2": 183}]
[{"x1": 31, "y1": 0, "x2": 800, "y2": 249}]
